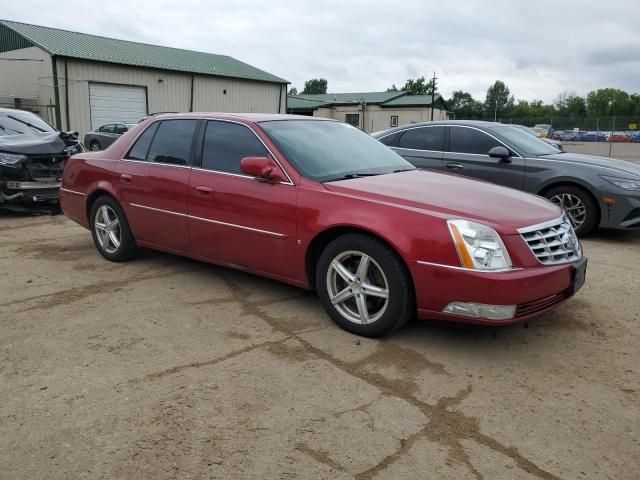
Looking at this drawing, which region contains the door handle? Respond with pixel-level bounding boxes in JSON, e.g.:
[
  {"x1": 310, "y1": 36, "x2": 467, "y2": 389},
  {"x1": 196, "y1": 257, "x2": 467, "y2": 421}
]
[
  {"x1": 120, "y1": 173, "x2": 132, "y2": 183},
  {"x1": 444, "y1": 162, "x2": 464, "y2": 170},
  {"x1": 195, "y1": 185, "x2": 213, "y2": 196}
]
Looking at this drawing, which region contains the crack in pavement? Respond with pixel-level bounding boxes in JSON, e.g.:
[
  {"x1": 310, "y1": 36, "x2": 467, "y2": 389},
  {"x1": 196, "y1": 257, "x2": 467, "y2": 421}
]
[
  {"x1": 295, "y1": 444, "x2": 346, "y2": 472},
  {"x1": 212, "y1": 271, "x2": 562, "y2": 480}
]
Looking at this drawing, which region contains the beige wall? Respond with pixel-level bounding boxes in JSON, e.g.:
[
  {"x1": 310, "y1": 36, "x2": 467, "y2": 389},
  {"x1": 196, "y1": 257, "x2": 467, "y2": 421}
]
[
  {"x1": 50, "y1": 58, "x2": 285, "y2": 135},
  {"x1": 312, "y1": 104, "x2": 448, "y2": 133}
]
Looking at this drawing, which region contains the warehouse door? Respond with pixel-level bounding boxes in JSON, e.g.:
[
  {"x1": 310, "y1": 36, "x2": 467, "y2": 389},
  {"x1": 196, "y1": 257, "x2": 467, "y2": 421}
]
[{"x1": 89, "y1": 83, "x2": 147, "y2": 129}]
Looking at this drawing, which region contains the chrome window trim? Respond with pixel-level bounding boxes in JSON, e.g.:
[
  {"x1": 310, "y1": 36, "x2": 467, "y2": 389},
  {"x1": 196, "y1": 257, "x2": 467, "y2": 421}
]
[
  {"x1": 59, "y1": 187, "x2": 85, "y2": 196},
  {"x1": 191, "y1": 167, "x2": 294, "y2": 186},
  {"x1": 416, "y1": 260, "x2": 522, "y2": 273},
  {"x1": 201, "y1": 118, "x2": 295, "y2": 186},
  {"x1": 129, "y1": 203, "x2": 286, "y2": 238},
  {"x1": 448, "y1": 125, "x2": 524, "y2": 158},
  {"x1": 121, "y1": 158, "x2": 192, "y2": 169}
]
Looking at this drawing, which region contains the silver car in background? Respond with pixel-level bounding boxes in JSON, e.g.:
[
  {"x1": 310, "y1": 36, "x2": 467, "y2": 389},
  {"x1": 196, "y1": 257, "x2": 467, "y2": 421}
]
[
  {"x1": 84, "y1": 123, "x2": 136, "y2": 151},
  {"x1": 373, "y1": 120, "x2": 640, "y2": 236}
]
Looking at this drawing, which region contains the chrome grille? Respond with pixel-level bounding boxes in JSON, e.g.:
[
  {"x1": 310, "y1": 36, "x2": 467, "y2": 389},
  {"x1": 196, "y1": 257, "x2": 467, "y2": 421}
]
[{"x1": 518, "y1": 215, "x2": 582, "y2": 265}]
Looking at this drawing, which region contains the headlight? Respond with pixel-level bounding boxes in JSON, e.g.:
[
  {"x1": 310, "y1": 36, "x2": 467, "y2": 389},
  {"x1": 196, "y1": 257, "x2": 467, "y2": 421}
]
[
  {"x1": 0, "y1": 152, "x2": 27, "y2": 166},
  {"x1": 601, "y1": 175, "x2": 640, "y2": 191},
  {"x1": 447, "y1": 219, "x2": 512, "y2": 271}
]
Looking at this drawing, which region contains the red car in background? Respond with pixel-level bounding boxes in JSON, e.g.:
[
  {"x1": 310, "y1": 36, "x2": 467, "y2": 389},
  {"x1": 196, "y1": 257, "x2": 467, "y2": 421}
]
[{"x1": 60, "y1": 114, "x2": 586, "y2": 337}]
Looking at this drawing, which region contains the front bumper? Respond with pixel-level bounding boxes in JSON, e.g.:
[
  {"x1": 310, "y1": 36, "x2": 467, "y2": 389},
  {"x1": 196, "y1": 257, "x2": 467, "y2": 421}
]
[
  {"x1": 411, "y1": 259, "x2": 584, "y2": 325},
  {"x1": 600, "y1": 191, "x2": 640, "y2": 229}
]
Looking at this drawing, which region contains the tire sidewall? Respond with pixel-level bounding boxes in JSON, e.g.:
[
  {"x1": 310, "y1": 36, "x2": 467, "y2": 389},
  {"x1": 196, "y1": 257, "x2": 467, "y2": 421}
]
[
  {"x1": 316, "y1": 234, "x2": 414, "y2": 337},
  {"x1": 89, "y1": 196, "x2": 137, "y2": 262},
  {"x1": 545, "y1": 186, "x2": 598, "y2": 236}
]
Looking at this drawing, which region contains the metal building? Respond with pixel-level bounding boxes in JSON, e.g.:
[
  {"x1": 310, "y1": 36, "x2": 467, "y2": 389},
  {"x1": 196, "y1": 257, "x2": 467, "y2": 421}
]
[{"x1": 0, "y1": 20, "x2": 288, "y2": 136}]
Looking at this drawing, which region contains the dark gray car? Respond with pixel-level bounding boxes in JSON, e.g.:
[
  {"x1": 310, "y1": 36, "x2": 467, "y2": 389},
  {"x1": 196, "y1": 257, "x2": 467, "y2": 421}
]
[
  {"x1": 84, "y1": 122, "x2": 136, "y2": 151},
  {"x1": 372, "y1": 120, "x2": 640, "y2": 235}
]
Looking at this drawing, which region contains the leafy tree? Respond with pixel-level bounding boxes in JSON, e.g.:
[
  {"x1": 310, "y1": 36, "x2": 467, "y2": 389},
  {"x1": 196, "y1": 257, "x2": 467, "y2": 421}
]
[
  {"x1": 448, "y1": 91, "x2": 483, "y2": 119},
  {"x1": 484, "y1": 80, "x2": 514, "y2": 119},
  {"x1": 586, "y1": 88, "x2": 632, "y2": 116},
  {"x1": 400, "y1": 76, "x2": 437, "y2": 96},
  {"x1": 288, "y1": 87, "x2": 298, "y2": 95},
  {"x1": 565, "y1": 96, "x2": 587, "y2": 117},
  {"x1": 302, "y1": 78, "x2": 328, "y2": 95},
  {"x1": 386, "y1": 84, "x2": 399, "y2": 92}
]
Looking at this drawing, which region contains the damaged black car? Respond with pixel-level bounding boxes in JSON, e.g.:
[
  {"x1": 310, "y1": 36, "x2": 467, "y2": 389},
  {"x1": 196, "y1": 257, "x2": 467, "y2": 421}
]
[{"x1": 0, "y1": 108, "x2": 83, "y2": 213}]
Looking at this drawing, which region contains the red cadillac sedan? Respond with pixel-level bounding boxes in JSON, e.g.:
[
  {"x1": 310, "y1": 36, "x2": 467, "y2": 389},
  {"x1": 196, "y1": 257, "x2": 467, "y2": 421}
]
[{"x1": 60, "y1": 113, "x2": 586, "y2": 337}]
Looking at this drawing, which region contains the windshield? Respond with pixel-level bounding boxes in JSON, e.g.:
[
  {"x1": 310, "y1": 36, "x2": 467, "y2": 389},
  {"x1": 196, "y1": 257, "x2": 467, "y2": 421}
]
[
  {"x1": 0, "y1": 111, "x2": 56, "y2": 136},
  {"x1": 490, "y1": 125, "x2": 560, "y2": 156},
  {"x1": 259, "y1": 120, "x2": 414, "y2": 181}
]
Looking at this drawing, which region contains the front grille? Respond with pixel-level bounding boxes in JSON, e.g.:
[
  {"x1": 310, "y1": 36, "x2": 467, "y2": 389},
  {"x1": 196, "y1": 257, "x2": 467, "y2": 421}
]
[
  {"x1": 516, "y1": 292, "x2": 568, "y2": 316},
  {"x1": 518, "y1": 215, "x2": 582, "y2": 265}
]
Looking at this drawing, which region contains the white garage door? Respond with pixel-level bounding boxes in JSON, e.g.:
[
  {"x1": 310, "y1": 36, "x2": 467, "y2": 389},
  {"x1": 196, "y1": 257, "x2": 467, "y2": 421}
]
[{"x1": 89, "y1": 83, "x2": 147, "y2": 129}]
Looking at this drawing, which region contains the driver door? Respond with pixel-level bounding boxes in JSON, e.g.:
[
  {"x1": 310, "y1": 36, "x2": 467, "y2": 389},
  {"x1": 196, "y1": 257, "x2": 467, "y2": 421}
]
[{"x1": 443, "y1": 126, "x2": 525, "y2": 189}]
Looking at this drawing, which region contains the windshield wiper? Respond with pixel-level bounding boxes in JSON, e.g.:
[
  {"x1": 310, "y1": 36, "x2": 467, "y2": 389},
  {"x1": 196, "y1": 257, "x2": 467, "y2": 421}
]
[
  {"x1": 392, "y1": 168, "x2": 415, "y2": 173},
  {"x1": 323, "y1": 172, "x2": 384, "y2": 182},
  {"x1": 0, "y1": 123, "x2": 23, "y2": 135},
  {"x1": 7, "y1": 115, "x2": 47, "y2": 133}
]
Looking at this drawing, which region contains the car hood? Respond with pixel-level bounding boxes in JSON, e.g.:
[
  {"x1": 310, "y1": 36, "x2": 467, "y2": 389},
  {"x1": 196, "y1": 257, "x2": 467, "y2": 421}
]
[
  {"x1": 323, "y1": 169, "x2": 561, "y2": 234},
  {"x1": 0, "y1": 132, "x2": 68, "y2": 155},
  {"x1": 535, "y1": 152, "x2": 640, "y2": 178}
]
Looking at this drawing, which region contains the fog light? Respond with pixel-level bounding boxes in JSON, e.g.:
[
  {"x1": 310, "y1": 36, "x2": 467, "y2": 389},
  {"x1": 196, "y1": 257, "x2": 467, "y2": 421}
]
[{"x1": 443, "y1": 302, "x2": 516, "y2": 320}]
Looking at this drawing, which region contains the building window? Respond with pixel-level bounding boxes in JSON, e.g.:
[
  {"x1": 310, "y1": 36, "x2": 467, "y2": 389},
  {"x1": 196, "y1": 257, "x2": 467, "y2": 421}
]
[
  {"x1": 390, "y1": 115, "x2": 399, "y2": 127},
  {"x1": 345, "y1": 113, "x2": 360, "y2": 128}
]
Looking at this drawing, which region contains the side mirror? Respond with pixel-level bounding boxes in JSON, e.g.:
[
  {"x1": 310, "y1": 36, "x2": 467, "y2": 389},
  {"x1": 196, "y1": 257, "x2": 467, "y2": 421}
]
[
  {"x1": 240, "y1": 156, "x2": 287, "y2": 182},
  {"x1": 488, "y1": 146, "x2": 512, "y2": 162}
]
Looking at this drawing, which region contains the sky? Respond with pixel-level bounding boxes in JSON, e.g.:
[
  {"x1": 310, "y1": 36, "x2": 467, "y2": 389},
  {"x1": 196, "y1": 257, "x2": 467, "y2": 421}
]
[{"x1": 3, "y1": 0, "x2": 639, "y2": 102}]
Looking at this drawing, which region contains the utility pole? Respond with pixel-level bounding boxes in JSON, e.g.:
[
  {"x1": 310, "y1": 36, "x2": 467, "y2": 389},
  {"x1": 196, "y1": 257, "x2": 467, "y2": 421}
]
[{"x1": 430, "y1": 72, "x2": 438, "y2": 121}]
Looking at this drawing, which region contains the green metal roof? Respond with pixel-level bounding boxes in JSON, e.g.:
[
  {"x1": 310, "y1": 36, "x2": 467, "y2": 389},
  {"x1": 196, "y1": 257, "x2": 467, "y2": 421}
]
[
  {"x1": 381, "y1": 94, "x2": 446, "y2": 108},
  {"x1": 288, "y1": 92, "x2": 446, "y2": 110},
  {"x1": 292, "y1": 92, "x2": 406, "y2": 105},
  {"x1": 0, "y1": 20, "x2": 288, "y2": 84}
]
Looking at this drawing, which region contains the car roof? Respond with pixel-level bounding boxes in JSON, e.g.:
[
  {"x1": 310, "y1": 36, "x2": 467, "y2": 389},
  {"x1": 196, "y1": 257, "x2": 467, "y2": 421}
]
[
  {"x1": 371, "y1": 119, "x2": 507, "y2": 137},
  {"x1": 142, "y1": 112, "x2": 336, "y2": 124}
]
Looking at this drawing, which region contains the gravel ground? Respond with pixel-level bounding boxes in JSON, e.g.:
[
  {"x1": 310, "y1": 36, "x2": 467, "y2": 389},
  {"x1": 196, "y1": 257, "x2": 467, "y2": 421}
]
[{"x1": 0, "y1": 213, "x2": 639, "y2": 480}]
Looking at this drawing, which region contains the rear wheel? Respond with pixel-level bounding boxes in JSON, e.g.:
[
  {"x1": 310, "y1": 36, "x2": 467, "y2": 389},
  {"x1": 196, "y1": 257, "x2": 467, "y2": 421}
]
[
  {"x1": 544, "y1": 185, "x2": 598, "y2": 236},
  {"x1": 316, "y1": 234, "x2": 414, "y2": 337},
  {"x1": 89, "y1": 141, "x2": 101, "y2": 151},
  {"x1": 89, "y1": 196, "x2": 138, "y2": 261}
]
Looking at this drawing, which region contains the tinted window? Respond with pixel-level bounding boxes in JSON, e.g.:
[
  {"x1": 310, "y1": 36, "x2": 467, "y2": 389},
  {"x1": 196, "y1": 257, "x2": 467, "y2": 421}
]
[
  {"x1": 147, "y1": 120, "x2": 198, "y2": 165},
  {"x1": 127, "y1": 122, "x2": 159, "y2": 160},
  {"x1": 398, "y1": 126, "x2": 445, "y2": 151},
  {"x1": 378, "y1": 131, "x2": 402, "y2": 147},
  {"x1": 99, "y1": 124, "x2": 115, "y2": 133},
  {"x1": 114, "y1": 124, "x2": 128, "y2": 135},
  {"x1": 201, "y1": 121, "x2": 268, "y2": 174},
  {"x1": 449, "y1": 127, "x2": 501, "y2": 155}
]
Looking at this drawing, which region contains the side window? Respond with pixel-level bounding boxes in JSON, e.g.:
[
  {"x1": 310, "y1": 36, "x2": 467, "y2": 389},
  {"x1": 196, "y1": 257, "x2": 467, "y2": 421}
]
[
  {"x1": 390, "y1": 115, "x2": 399, "y2": 127},
  {"x1": 146, "y1": 119, "x2": 198, "y2": 165},
  {"x1": 398, "y1": 126, "x2": 445, "y2": 151},
  {"x1": 378, "y1": 131, "x2": 402, "y2": 147},
  {"x1": 99, "y1": 124, "x2": 114, "y2": 133},
  {"x1": 201, "y1": 121, "x2": 268, "y2": 174},
  {"x1": 127, "y1": 122, "x2": 159, "y2": 161},
  {"x1": 449, "y1": 127, "x2": 502, "y2": 155},
  {"x1": 114, "y1": 124, "x2": 128, "y2": 135}
]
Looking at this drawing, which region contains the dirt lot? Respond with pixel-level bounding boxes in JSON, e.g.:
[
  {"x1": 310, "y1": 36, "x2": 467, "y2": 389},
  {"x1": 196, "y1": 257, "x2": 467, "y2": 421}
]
[{"x1": 1, "y1": 212, "x2": 639, "y2": 480}]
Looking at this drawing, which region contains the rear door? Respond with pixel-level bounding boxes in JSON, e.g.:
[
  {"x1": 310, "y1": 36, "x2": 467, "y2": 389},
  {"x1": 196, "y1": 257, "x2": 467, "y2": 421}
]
[
  {"x1": 381, "y1": 126, "x2": 445, "y2": 170},
  {"x1": 444, "y1": 125, "x2": 526, "y2": 189},
  {"x1": 188, "y1": 120, "x2": 298, "y2": 279},
  {"x1": 116, "y1": 119, "x2": 198, "y2": 253}
]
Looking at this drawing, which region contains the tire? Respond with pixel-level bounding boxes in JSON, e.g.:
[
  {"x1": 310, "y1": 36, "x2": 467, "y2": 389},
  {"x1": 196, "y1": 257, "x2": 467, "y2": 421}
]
[
  {"x1": 543, "y1": 185, "x2": 598, "y2": 237},
  {"x1": 316, "y1": 233, "x2": 415, "y2": 337},
  {"x1": 89, "y1": 195, "x2": 138, "y2": 262},
  {"x1": 89, "y1": 141, "x2": 101, "y2": 151}
]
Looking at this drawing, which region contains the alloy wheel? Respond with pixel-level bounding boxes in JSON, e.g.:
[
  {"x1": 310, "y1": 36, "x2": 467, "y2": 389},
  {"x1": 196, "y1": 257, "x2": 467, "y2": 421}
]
[
  {"x1": 90, "y1": 142, "x2": 100, "y2": 151},
  {"x1": 550, "y1": 193, "x2": 587, "y2": 229},
  {"x1": 94, "y1": 205, "x2": 121, "y2": 254},
  {"x1": 326, "y1": 250, "x2": 389, "y2": 325}
]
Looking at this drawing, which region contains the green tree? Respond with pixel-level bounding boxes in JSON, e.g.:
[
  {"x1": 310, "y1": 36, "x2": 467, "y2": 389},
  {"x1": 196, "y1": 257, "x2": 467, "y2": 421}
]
[
  {"x1": 400, "y1": 76, "x2": 436, "y2": 95},
  {"x1": 386, "y1": 84, "x2": 399, "y2": 92},
  {"x1": 301, "y1": 78, "x2": 328, "y2": 95},
  {"x1": 288, "y1": 87, "x2": 298, "y2": 95},
  {"x1": 586, "y1": 88, "x2": 632, "y2": 116},
  {"x1": 565, "y1": 96, "x2": 587, "y2": 117},
  {"x1": 447, "y1": 91, "x2": 483, "y2": 119},
  {"x1": 484, "y1": 80, "x2": 514, "y2": 119}
]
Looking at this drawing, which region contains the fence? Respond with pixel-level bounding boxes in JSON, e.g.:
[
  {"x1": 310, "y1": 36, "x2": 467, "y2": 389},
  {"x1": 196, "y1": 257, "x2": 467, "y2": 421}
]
[{"x1": 479, "y1": 115, "x2": 639, "y2": 133}]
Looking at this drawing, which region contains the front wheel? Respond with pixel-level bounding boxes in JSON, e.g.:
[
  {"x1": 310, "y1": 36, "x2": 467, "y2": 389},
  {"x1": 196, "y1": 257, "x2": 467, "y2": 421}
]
[
  {"x1": 89, "y1": 141, "x2": 101, "y2": 151},
  {"x1": 89, "y1": 196, "x2": 138, "y2": 261},
  {"x1": 544, "y1": 186, "x2": 598, "y2": 236},
  {"x1": 316, "y1": 234, "x2": 415, "y2": 337}
]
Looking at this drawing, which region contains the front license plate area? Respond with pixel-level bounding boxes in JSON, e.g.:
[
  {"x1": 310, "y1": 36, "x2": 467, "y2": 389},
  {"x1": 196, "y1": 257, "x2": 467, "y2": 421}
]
[{"x1": 570, "y1": 257, "x2": 587, "y2": 295}]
